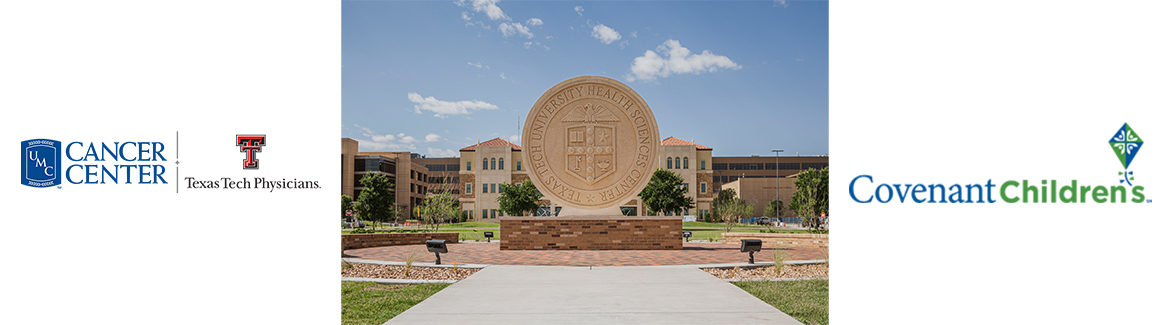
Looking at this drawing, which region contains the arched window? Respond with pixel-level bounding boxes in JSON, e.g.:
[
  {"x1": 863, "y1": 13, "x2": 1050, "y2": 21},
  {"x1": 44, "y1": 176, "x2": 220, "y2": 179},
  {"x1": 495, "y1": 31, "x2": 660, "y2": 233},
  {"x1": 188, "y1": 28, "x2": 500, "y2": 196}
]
[
  {"x1": 482, "y1": 158, "x2": 488, "y2": 170},
  {"x1": 683, "y1": 157, "x2": 689, "y2": 169},
  {"x1": 491, "y1": 158, "x2": 497, "y2": 170},
  {"x1": 675, "y1": 157, "x2": 681, "y2": 169},
  {"x1": 666, "y1": 157, "x2": 672, "y2": 169}
]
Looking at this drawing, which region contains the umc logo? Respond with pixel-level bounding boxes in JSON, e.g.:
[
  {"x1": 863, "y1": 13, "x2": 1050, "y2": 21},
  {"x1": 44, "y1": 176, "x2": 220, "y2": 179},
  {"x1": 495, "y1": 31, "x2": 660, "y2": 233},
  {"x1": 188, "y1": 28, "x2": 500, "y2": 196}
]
[
  {"x1": 21, "y1": 139, "x2": 62, "y2": 188},
  {"x1": 236, "y1": 134, "x2": 266, "y2": 169}
]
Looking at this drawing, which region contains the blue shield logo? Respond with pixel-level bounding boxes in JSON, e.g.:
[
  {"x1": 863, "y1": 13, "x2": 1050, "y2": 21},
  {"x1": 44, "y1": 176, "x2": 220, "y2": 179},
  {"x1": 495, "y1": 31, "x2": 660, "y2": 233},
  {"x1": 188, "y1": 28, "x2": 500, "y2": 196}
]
[{"x1": 21, "y1": 139, "x2": 62, "y2": 188}]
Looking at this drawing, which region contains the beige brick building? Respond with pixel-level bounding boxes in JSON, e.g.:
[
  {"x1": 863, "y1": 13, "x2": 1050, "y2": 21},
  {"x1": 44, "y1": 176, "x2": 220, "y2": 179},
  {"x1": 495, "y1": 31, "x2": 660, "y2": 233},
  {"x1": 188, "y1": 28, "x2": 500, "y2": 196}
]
[{"x1": 342, "y1": 137, "x2": 827, "y2": 222}]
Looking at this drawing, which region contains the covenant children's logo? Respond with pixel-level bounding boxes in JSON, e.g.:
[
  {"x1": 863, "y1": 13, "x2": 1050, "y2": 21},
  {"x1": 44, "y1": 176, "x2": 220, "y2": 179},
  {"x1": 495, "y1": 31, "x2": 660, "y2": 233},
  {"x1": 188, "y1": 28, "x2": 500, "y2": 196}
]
[
  {"x1": 850, "y1": 123, "x2": 1149, "y2": 204},
  {"x1": 1109, "y1": 123, "x2": 1143, "y2": 186},
  {"x1": 21, "y1": 139, "x2": 62, "y2": 188}
]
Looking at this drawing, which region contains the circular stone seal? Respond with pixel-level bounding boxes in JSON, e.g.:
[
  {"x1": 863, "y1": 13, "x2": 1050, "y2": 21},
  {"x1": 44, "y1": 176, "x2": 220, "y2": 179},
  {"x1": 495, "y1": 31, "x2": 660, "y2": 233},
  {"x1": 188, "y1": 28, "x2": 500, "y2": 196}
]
[{"x1": 522, "y1": 76, "x2": 660, "y2": 213}]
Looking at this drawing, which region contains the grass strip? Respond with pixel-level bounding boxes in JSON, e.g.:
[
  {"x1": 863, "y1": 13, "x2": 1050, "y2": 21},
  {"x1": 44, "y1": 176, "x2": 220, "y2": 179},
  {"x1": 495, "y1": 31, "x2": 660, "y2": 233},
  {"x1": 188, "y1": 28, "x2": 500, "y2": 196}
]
[
  {"x1": 734, "y1": 279, "x2": 828, "y2": 325},
  {"x1": 341, "y1": 282, "x2": 449, "y2": 325}
]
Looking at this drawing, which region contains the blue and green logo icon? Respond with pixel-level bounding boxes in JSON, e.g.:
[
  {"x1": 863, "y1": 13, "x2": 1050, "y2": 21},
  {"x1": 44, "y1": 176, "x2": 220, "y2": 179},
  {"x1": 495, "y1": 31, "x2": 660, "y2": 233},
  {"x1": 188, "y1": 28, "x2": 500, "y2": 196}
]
[{"x1": 1109, "y1": 123, "x2": 1143, "y2": 186}]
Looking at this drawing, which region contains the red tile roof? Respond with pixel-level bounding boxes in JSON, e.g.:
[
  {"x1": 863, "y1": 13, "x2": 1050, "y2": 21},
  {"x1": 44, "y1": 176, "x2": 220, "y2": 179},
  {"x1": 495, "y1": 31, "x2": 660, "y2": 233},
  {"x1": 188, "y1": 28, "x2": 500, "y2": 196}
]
[
  {"x1": 661, "y1": 136, "x2": 712, "y2": 150},
  {"x1": 460, "y1": 137, "x2": 523, "y2": 151}
]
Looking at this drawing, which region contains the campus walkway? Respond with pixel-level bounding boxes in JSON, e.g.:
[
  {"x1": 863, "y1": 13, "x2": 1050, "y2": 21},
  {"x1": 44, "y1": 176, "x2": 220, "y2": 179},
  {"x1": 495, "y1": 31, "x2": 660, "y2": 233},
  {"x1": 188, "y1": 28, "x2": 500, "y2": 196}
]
[
  {"x1": 385, "y1": 265, "x2": 803, "y2": 324},
  {"x1": 346, "y1": 242, "x2": 825, "y2": 266}
]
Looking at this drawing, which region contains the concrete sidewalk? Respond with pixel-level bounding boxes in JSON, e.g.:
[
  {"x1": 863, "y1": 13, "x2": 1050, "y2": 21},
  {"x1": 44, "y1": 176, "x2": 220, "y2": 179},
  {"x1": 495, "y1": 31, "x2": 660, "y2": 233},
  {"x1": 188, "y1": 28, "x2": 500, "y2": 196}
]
[{"x1": 386, "y1": 265, "x2": 803, "y2": 324}]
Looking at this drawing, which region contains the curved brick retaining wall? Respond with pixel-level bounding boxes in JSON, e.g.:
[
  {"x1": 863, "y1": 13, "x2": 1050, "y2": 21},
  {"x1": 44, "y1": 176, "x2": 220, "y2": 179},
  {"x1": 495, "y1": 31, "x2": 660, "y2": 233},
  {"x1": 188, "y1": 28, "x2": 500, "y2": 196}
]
[
  {"x1": 721, "y1": 232, "x2": 828, "y2": 248},
  {"x1": 342, "y1": 233, "x2": 460, "y2": 252}
]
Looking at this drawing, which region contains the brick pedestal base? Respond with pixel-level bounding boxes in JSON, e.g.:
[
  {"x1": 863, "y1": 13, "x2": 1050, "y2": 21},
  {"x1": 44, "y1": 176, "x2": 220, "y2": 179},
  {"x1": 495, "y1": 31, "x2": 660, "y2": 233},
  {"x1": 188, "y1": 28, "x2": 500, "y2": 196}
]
[{"x1": 499, "y1": 216, "x2": 683, "y2": 250}]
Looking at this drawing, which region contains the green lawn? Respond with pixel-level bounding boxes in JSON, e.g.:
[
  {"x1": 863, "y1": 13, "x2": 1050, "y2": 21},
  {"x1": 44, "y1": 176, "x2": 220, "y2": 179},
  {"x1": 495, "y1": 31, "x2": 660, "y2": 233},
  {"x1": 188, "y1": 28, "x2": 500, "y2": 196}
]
[
  {"x1": 341, "y1": 282, "x2": 449, "y2": 325},
  {"x1": 438, "y1": 222, "x2": 500, "y2": 228},
  {"x1": 683, "y1": 221, "x2": 762, "y2": 228},
  {"x1": 735, "y1": 280, "x2": 828, "y2": 325}
]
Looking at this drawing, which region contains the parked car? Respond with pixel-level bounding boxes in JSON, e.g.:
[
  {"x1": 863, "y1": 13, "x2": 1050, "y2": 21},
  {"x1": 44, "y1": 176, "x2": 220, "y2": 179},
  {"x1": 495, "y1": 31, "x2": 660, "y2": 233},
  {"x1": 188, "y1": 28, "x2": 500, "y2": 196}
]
[{"x1": 757, "y1": 217, "x2": 771, "y2": 225}]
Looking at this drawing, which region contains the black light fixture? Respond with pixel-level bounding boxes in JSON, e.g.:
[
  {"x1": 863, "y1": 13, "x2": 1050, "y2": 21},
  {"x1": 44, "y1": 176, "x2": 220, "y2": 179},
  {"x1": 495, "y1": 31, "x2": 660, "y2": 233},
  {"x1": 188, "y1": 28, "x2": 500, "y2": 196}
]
[
  {"x1": 682, "y1": 231, "x2": 692, "y2": 242},
  {"x1": 426, "y1": 239, "x2": 448, "y2": 265},
  {"x1": 740, "y1": 239, "x2": 762, "y2": 264},
  {"x1": 484, "y1": 231, "x2": 494, "y2": 242}
]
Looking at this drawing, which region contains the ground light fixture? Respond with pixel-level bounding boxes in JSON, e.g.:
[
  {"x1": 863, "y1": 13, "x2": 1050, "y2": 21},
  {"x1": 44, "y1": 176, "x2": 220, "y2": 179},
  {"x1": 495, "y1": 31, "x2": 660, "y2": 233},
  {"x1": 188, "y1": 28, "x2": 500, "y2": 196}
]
[
  {"x1": 484, "y1": 231, "x2": 494, "y2": 242},
  {"x1": 682, "y1": 231, "x2": 692, "y2": 242},
  {"x1": 740, "y1": 239, "x2": 762, "y2": 264},
  {"x1": 426, "y1": 239, "x2": 448, "y2": 265}
]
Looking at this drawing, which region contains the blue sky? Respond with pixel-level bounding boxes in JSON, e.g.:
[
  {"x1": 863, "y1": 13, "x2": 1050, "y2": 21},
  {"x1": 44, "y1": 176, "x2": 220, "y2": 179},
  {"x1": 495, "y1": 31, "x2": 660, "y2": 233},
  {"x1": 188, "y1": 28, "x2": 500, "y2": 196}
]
[{"x1": 342, "y1": 0, "x2": 827, "y2": 158}]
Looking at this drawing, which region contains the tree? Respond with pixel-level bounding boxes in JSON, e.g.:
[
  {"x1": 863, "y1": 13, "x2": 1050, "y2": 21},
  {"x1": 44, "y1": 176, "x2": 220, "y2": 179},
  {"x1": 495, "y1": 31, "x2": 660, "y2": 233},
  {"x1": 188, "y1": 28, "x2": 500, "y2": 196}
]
[
  {"x1": 355, "y1": 173, "x2": 395, "y2": 230},
  {"x1": 711, "y1": 188, "x2": 738, "y2": 223},
  {"x1": 638, "y1": 168, "x2": 695, "y2": 216},
  {"x1": 715, "y1": 197, "x2": 754, "y2": 233},
  {"x1": 419, "y1": 193, "x2": 460, "y2": 232},
  {"x1": 498, "y1": 179, "x2": 543, "y2": 216},
  {"x1": 764, "y1": 199, "x2": 784, "y2": 219},
  {"x1": 341, "y1": 195, "x2": 354, "y2": 221},
  {"x1": 789, "y1": 167, "x2": 829, "y2": 232}
]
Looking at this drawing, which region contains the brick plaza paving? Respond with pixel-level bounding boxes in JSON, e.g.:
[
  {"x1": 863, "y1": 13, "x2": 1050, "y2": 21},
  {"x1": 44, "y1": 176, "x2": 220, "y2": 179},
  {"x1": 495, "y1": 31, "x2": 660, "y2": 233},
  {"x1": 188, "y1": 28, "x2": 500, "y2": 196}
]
[{"x1": 344, "y1": 242, "x2": 826, "y2": 266}]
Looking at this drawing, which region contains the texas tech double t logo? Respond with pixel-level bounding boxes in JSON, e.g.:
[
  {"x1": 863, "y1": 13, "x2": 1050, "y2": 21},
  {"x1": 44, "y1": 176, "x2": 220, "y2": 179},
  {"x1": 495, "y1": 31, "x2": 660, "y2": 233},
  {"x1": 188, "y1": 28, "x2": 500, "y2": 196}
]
[{"x1": 235, "y1": 135, "x2": 266, "y2": 169}]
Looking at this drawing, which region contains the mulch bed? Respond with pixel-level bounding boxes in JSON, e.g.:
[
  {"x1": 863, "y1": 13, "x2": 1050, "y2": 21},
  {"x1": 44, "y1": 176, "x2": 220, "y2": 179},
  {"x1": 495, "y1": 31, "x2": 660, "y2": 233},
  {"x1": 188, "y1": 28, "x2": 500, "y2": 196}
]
[
  {"x1": 342, "y1": 262, "x2": 479, "y2": 281},
  {"x1": 703, "y1": 264, "x2": 828, "y2": 279}
]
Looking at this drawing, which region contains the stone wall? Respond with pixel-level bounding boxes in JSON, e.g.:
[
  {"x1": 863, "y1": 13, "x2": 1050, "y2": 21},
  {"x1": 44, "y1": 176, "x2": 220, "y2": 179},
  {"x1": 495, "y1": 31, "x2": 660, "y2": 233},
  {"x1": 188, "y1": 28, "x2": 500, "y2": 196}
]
[
  {"x1": 342, "y1": 233, "x2": 460, "y2": 252},
  {"x1": 721, "y1": 232, "x2": 828, "y2": 248},
  {"x1": 500, "y1": 216, "x2": 682, "y2": 250}
]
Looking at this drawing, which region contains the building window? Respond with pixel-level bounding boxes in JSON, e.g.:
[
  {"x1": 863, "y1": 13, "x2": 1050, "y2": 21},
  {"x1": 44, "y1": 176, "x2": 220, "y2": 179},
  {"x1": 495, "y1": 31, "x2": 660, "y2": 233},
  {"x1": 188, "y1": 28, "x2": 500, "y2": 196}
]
[
  {"x1": 517, "y1": 161, "x2": 522, "y2": 171},
  {"x1": 701, "y1": 183, "x2": 706, "y2": 193},
  {"x1": 488, "y1": 158, "x2": 494, "y2": 170},
  {"x1": 666, "y1": 157, "x2": 672, "y2": 169},
  {"x1": 482, "y1": 158, "x2": 488, "y2": 170},
  {"x1": 674, "y1": 157, "x2": 681, "y2": 169},
  {"x1": 491, "y1": 184, "x2": 496, "y2": 193},
  {"x1": 467, "y1": 161, "x2": 472, "y2": 171},
  {"x1": 466, "y1": 183, "x2": 472, "y2": 194},
  {"x1": 683, "y1": 157, "x2": 689, "y2": 169},
  {"x1": 483, "y1": 184, "x2": 488, "y2": 193},
  {"x1": 491, "y1": 209, "x2": 496, "y2": 218},
  {"x1": 683, "y1": 183, "x2": 689, "y2": 191},
  {"x1": 701, "y1": 161, "x2": 706, "y2": 170},
  {"x1": 483, "y1": 209, "x2": 488, "y2": 219}
]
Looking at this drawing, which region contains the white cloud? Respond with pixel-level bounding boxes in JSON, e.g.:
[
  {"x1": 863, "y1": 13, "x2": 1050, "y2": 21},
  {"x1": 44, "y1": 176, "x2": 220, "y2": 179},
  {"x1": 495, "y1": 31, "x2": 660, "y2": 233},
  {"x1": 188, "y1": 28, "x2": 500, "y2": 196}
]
[
  {"x1": 630, "y1": 31, "x2": 638, "y2": 38},
  {"x1": 425, "y1": 134, "x2": 441, "y2": 142},
  {"x1": 499, "y1": 22, "x2": 533, "y2": 38},
  {"x1": 353, "y1": 124, "x2": 417, "y2": 151},
  {"x1": 527, "y1": 18, "x2": 543, "y2": 26},
  {"x1": 458, "y1": 0, "x2": 509, "y2": 21},
  {"x1": 499, "y1": 73, "x2": 508, "y2": 80},
  {"x1": 399, "y1": 136, "x2": 417, "y2": 144},
  {"x1": 426, "y1": 147, "x2": 459, "y2": 157},
  {"x1": 591, "y1": 24, "x2": 621, "y2": 45},
  {"x1": 467, "y1": 61, "x2": 489, "y2": 69},
  {"x1": 574, "y1": 6, "x2": 584, "y2": 16},
  {"x1": 523, "y1": 41, "x2": 550, "y2": 50},
  {"x1": 625, "y1": 39, "x2": 742, "y2": 82},
  {"x1": 773, "y1": 0, "x2": 788, "y2": 8},
  {"x1": 407, "y1": 92, "x2": 499, "y2": 118},
  {"x1": 508, "y1": 134, "x2": 521, "y2": 145},
  {"x1": 461, "y1": 11, "x2": 472, "y2": 21},
  {"x1": 619, "y1": 40, "x2": 629, "y2": 49}
]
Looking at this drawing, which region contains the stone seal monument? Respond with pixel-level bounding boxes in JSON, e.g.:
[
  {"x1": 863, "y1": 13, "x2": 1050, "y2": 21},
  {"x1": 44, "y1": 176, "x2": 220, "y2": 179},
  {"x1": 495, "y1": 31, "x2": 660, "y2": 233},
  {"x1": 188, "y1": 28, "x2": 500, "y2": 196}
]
[{"x1": 501, "y1": 76, "x2": 682, "y2": 250}]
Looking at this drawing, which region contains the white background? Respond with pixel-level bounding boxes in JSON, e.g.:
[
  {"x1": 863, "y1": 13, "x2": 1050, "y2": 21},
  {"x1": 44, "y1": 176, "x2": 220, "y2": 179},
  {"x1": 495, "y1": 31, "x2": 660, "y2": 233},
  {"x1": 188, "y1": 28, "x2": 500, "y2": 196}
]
[
  {"x1": 833, "y1": 1, "x2": 1168, "y2": 324},
  {"x1": 1, "y1": 1, "x2": 338, "y2": 324},
  {"x1": 1, "y1": 1, "x2": 1167, "y2": 324}
]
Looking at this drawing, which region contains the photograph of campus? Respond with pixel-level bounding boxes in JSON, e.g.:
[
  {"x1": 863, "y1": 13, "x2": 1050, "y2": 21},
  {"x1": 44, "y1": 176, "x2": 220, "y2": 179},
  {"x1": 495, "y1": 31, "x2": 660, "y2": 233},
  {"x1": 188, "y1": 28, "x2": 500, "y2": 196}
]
[{"x1": 340, "y1": 1, "x2": 828, "y2": 324}]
